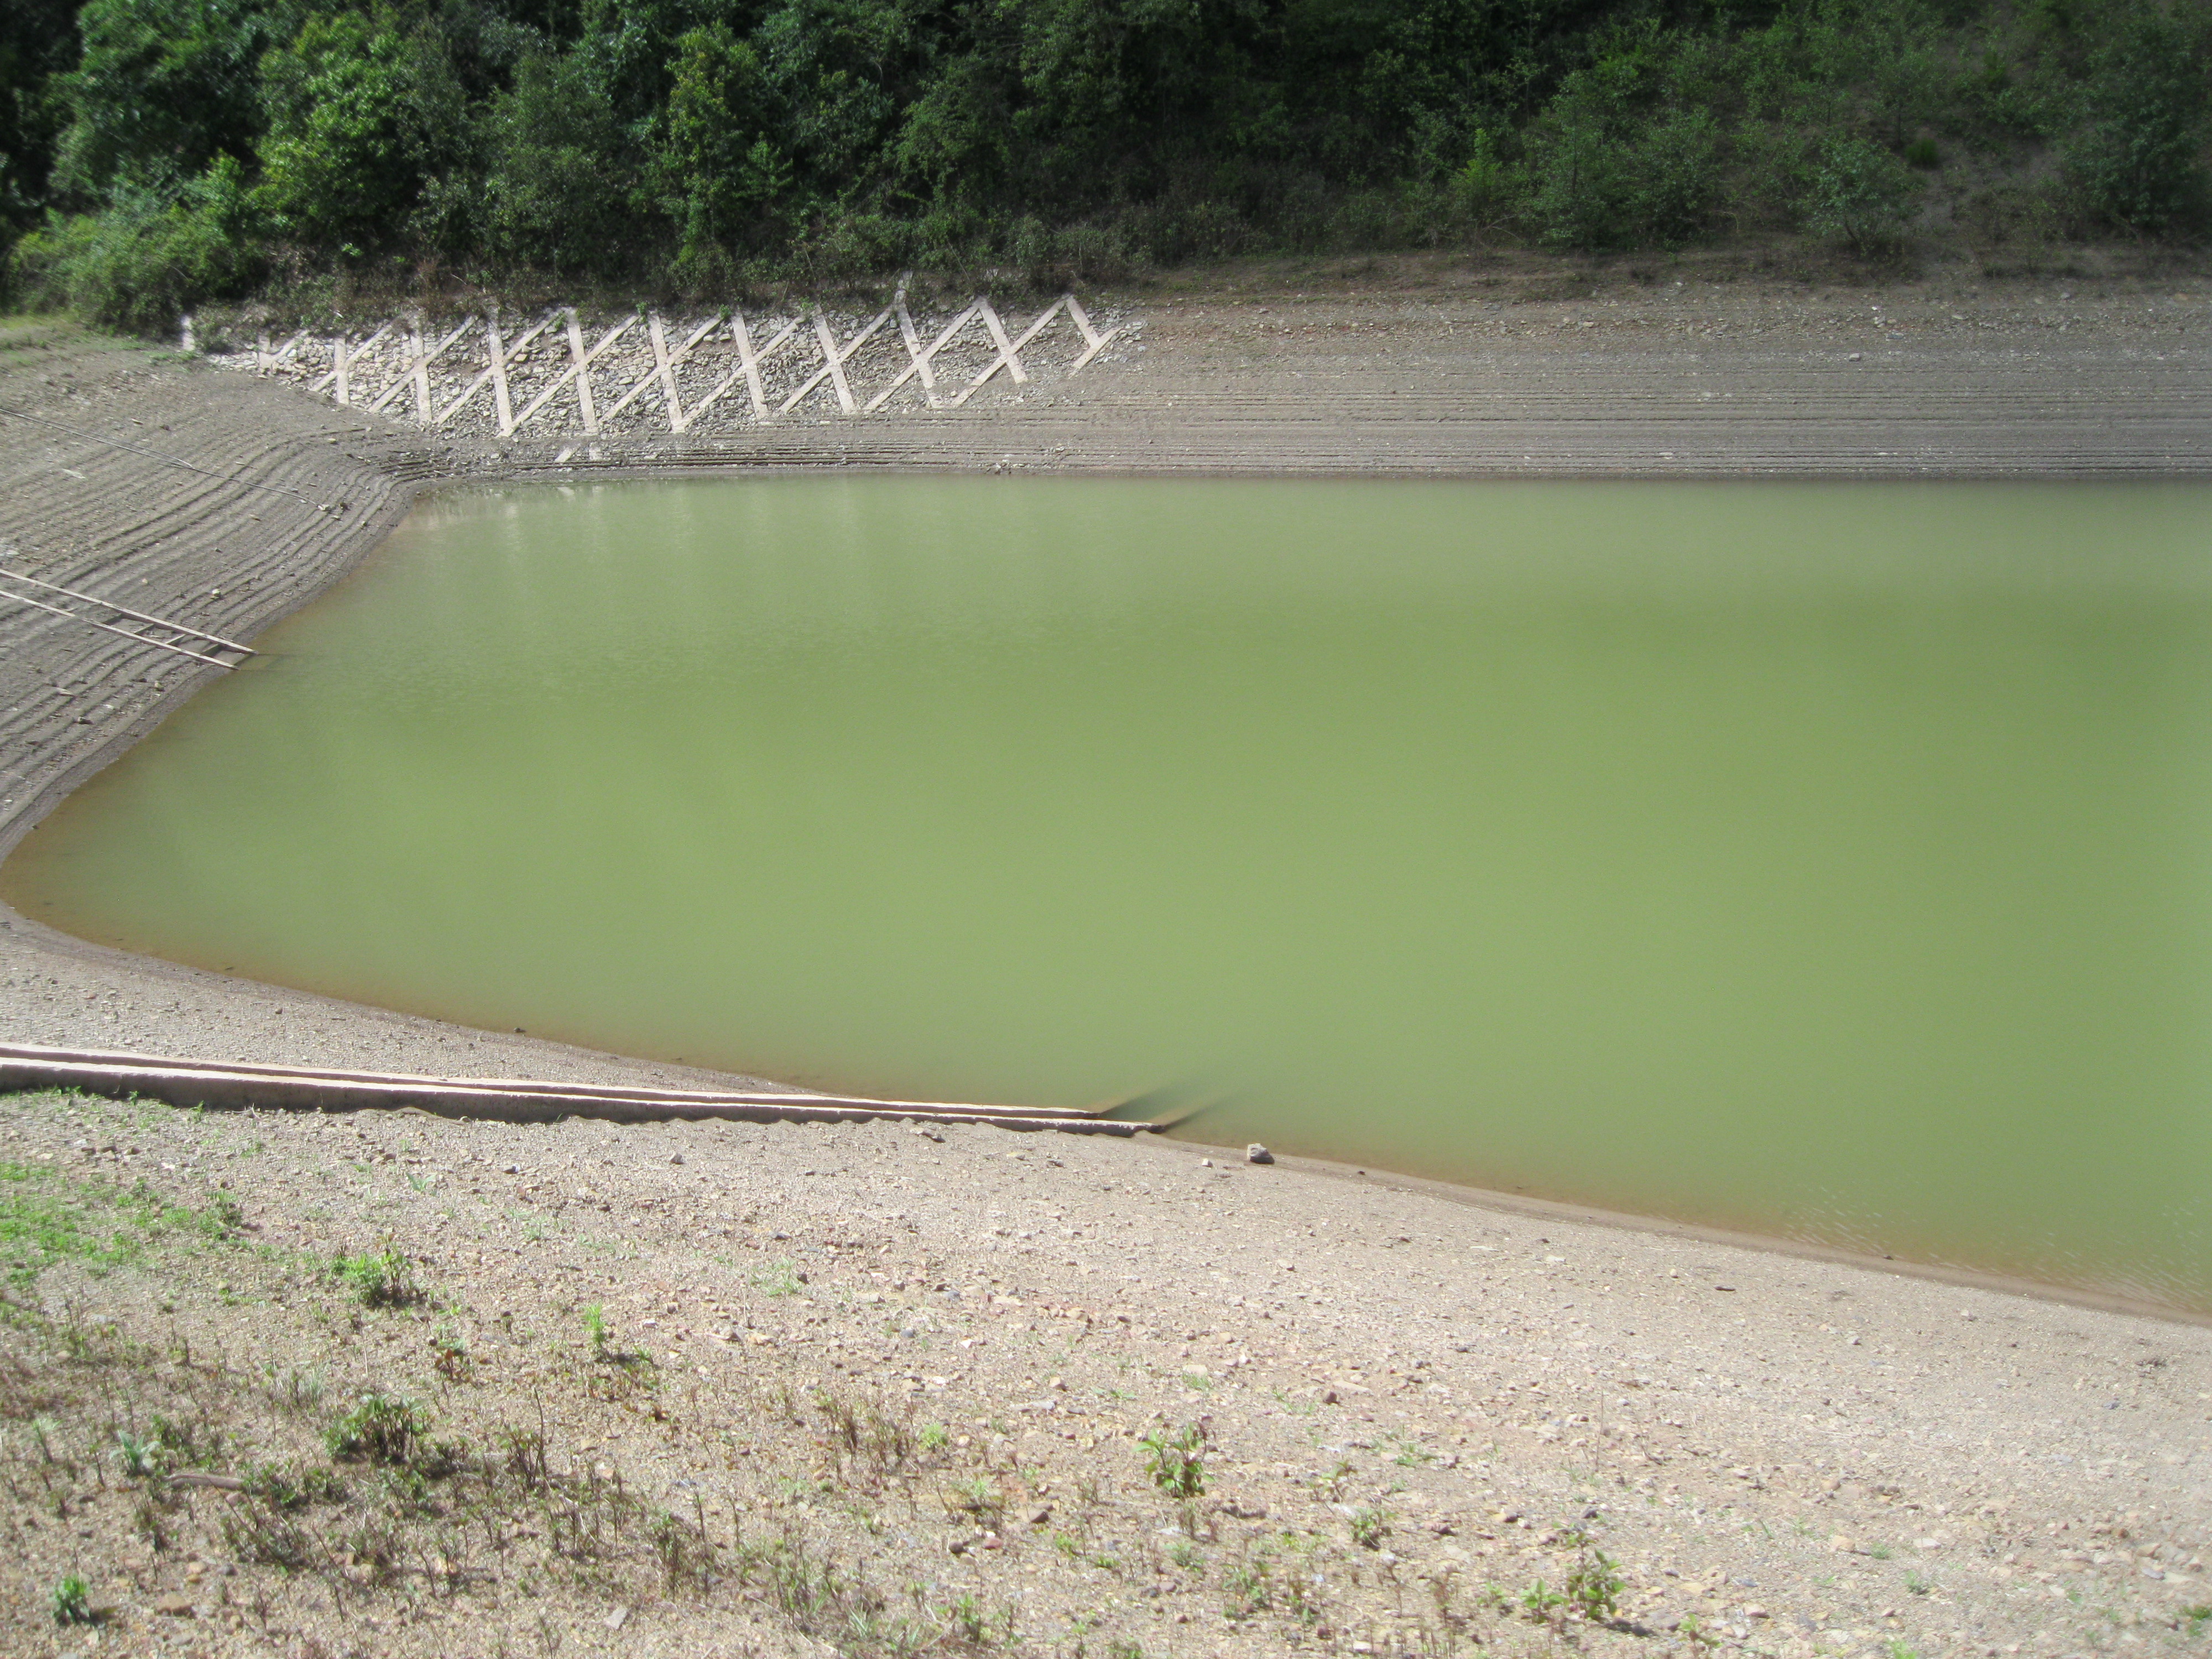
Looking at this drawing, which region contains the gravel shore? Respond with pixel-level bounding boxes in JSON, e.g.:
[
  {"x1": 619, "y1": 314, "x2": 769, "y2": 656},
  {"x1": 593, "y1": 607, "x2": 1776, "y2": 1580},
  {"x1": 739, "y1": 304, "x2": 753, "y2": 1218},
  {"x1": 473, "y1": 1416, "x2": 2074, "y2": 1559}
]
[{"x1": 2, "y1": 262, "x2": 2210, "y2": 1656}]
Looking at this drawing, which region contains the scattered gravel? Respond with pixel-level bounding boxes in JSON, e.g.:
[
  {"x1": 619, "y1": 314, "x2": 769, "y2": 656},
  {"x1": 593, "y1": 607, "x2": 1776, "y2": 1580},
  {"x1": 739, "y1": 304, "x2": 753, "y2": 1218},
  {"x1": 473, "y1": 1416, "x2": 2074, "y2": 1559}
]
[{"x1": 1, "y1": 1088, "x2": 2208, "y2": 1657}]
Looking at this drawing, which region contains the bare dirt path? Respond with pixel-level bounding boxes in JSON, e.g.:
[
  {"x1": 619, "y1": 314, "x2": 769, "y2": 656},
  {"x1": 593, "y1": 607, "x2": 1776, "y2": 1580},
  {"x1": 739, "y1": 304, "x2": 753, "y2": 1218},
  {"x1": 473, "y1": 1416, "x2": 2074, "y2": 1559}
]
[{"x1": 1, "y1": 266, "x2": 2209, "y2": 1657}]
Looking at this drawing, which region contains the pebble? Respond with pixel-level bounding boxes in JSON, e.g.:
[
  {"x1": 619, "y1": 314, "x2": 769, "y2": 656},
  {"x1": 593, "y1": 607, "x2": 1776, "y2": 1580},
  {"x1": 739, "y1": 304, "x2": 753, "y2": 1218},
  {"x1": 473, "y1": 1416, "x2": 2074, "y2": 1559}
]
[{"x1": 1246, "y1": 1143, "x2": 1274, "y2": 1164}]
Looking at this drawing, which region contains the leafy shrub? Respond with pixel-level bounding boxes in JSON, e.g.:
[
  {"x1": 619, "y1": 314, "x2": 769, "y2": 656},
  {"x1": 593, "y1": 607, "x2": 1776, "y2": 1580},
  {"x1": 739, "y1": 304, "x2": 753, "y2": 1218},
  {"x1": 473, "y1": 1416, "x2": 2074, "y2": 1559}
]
[
  {"x1": 1525, "y1": 44, "x2": 1721, "y2": 253},
  {"x1": 327, "y1": 1393, "x2": 429, "y2": 1465},
  {"x1": 2061, "y1": 12, "x2": 2208, "y2": 233},
  {"x1": 1453, "y1": 128, "x2": 1527, "y2": 227},
  {"x1": 1138, "y1": 1421, "x2": 1207, "y2": 1499},
  {"x1": 331, "y1": 1246, "x2": 421, "y2": 1308},
  {"x1": 9, "y1": 156, "x2": 259, "y2": 331},
  {"x1": 1053, "y1": 220, "x2": 1139, "y2": 281},
  {"x1": 1959, "y1": 177, "x2": 2071, "y2": 247},
  {"x1": 1566, "y1": 1548, "x2": 1625, "y2": 1620},
  {"x1": 1528, "y1": 107, "x2": 1636, "y2": 249},
  {"x1": 1635, "y1": 108, "x2": 1725, "y2": 246},
  {"x1": 1804, "y1": 135, "x2": 1922, "y2": 251}
]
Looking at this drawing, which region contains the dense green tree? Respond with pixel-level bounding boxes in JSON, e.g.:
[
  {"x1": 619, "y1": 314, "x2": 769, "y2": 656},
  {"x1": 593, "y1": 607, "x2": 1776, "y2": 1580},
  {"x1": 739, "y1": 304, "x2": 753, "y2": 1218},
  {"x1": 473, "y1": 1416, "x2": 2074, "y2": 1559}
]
[
  {"x1": 651, "y1": 21, "x2": 788, "y2": 267},
  {"x1": 6, "y1": 0, "x2": 2206, "y2": 325},
  {"x1": 254, "y1": 9, "x2": 471, "y2": 253},
  {"x1": 1, "y1": 0, "x2": 82, "y2": 231},
  {"x1": 46, "y1": 0, "x2": 270, "y2": 200},
  {"x1": 481, "y1": 47, "x2": 637, "y2": 270},
  {"x1": 2062, "y1": 8, "x2": 2208, "y2": 232}
]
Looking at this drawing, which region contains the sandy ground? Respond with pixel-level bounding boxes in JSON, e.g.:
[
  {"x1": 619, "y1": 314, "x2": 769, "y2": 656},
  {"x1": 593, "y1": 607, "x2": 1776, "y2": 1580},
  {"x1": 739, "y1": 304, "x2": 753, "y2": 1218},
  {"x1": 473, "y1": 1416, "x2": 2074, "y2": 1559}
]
[{"x1": 3, "y1": 261, "x2": 2211, "y2": 1655}]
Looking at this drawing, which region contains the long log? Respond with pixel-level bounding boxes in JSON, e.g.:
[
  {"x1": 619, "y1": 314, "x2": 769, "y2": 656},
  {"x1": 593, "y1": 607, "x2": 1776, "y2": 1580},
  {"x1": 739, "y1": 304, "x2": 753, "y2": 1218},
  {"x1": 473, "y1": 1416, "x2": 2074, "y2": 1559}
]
[{"x1": 0, "y1": 1043, "x2": 1151, "y2": 1135}]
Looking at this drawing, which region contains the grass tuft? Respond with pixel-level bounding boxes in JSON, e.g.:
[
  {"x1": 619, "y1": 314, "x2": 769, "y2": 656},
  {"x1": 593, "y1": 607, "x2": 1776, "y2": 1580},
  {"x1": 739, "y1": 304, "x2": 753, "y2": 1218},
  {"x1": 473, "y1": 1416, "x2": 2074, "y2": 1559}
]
[
  {"x1": 50, "y1": 1573, "x2": 92, "y2": 1625},
  {"x1": 326, "y1": 1394, "x2": 430, "y2": 1465},
  {"x1": 331, "y1": 1246, "x2": 423, "y2": 1308}
]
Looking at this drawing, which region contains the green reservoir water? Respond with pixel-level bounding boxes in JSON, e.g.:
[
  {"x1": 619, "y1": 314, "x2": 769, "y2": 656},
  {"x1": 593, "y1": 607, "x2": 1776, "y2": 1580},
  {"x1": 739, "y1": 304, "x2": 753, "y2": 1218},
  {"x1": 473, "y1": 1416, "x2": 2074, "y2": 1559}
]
[{"x1": 9, "y1": 477, "x2": 2212, "y2": 1310}]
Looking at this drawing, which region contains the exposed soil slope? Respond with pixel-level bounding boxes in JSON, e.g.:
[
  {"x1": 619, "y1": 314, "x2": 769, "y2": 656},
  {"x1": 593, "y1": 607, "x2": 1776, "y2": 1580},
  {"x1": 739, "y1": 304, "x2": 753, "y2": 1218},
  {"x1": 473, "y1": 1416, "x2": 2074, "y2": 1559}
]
[{"x1": 3, "y1": 1087, "x2": 2209, "y2": 1659}]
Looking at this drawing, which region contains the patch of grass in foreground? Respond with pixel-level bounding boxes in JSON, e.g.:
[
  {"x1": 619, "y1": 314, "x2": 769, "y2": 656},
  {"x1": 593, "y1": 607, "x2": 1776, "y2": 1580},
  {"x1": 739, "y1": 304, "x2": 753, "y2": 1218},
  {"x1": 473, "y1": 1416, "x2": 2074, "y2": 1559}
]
[{"x1": 0, "y1": 1161, "x2": 244, "y2": 1288}]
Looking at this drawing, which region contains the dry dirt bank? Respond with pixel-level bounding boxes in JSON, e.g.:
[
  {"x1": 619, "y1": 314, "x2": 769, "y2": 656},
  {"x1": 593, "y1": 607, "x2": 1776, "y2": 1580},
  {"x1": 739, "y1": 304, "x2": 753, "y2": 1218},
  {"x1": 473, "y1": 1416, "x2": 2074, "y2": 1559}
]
[
  {"x1": 2, "y1": 267, "x2": 2211, "y2": 1656},
  {"x1": 2, "y1": 1088, "x2": 2209, "y2": 1659}
]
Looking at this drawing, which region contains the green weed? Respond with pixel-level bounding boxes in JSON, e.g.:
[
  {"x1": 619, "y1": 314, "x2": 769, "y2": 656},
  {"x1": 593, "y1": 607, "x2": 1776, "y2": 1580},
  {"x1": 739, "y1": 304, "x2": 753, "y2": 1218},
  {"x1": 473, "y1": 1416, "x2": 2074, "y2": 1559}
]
[
  {"x1": 150, "y1": 1410, "x2": 222, "y2": 1470},
  {"x1": 649, "y1": 1507, "x2": 714, "y2": 1594},
  {"x1": 946, "y1": 1475, "x2": 1003, "y2": 1524},
  {"x1": 243, "y1": 1460, "x2": 347, "y2": 1510},
  {"x1": 326, "y1": 1393, "x2": 429, "y2": 1465},
  {"x1": 1521, "y1": 1578, "x2": 1566, "y2": 1621},
  {"x1": 753, "y1": 1259, "x2": 803, "y2": 1297},
  {"x1": 814, "y1": 1389, "x2": 915, "y2": 1484},
  {"x1": 1224, "y1": 1559, "x2": 1272, "y2": 1618},
  {"x1": 945, "y1": 1592, "x2": 992, "y2": 1644},
  {"x1": 1566, "y1": 1549, "x2": 1624, "y2": 1622},
  {"x1": 0, "y1": 1165, "x2": 236, "y2": 1286},
  {"x1": 331, "y1": 1246, "x2": 422, "y2": 1308},
  {"x1": 50, "y1": 1573, "x2": 92, "y2": 1625},
  {"x1": 1138, "y1": 1421, "x2": 1207, "y2": 1499},
  {"x1": 1349, "y1": 1505, "x2": 1390, "y2": 1550},
  {"x1": 265, "y1": 1365, "x2": 324, "y2": 1416},
  {"x1": 221, "y1": 1499, "x2": 317, "y2": 1572},
  {"x1": 114, "y1": 1429, "x2": 156, "y2": 1479}
]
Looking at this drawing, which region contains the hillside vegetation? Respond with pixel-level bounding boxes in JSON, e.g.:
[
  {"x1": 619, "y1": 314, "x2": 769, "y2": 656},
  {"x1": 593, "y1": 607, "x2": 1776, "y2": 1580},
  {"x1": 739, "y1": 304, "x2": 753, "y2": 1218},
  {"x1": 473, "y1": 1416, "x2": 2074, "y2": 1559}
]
[{"x1": 2, "y1": 0, "x2": 2207, "y2": 330}]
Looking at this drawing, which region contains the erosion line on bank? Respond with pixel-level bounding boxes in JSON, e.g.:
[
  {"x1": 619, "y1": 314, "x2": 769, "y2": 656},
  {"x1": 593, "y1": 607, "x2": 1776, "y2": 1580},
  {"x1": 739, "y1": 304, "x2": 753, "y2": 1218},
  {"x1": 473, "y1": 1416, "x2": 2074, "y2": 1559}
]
[{"x1": 0, "y1": 405, "x2": 322, "y2": 504}]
